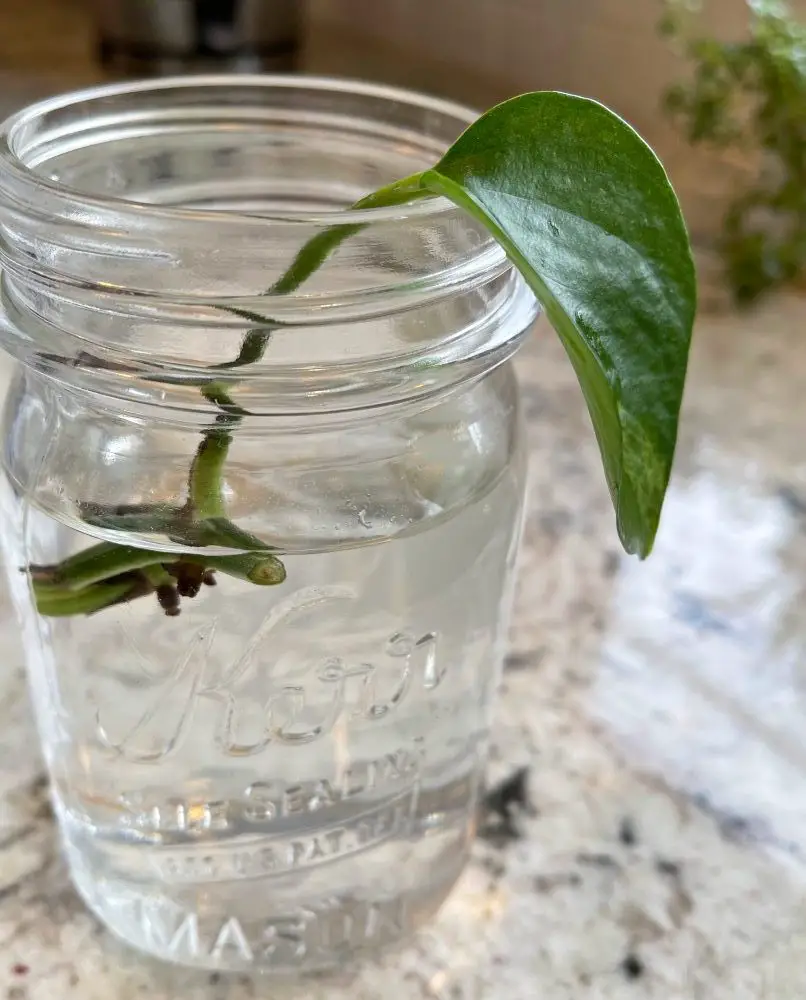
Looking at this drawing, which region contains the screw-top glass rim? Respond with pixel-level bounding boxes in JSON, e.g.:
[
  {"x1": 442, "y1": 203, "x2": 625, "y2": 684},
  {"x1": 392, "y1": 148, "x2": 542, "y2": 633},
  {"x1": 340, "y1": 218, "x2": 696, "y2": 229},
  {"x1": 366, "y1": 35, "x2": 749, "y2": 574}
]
[{"x1": 0, "y1": 74, "x2": 482, "y2": 227}]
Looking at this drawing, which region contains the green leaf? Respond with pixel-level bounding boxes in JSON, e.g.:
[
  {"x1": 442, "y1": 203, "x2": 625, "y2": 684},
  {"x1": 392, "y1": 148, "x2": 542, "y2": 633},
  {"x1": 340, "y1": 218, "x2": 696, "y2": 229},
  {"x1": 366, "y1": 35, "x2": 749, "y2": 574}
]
[{"x1": 418, "y1": 92, "x2": 696, "y2": 557}]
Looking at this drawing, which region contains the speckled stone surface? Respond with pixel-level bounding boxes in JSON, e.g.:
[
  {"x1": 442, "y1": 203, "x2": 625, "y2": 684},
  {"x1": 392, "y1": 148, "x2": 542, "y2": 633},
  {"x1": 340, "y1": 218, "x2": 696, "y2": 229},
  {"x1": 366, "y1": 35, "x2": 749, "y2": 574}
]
[
  {"x1": 2, "y1": 294, "x2": 806, "y2": 999},
  {"x1": 2, "y1": 13, "x2": 806, "y2": 995}
]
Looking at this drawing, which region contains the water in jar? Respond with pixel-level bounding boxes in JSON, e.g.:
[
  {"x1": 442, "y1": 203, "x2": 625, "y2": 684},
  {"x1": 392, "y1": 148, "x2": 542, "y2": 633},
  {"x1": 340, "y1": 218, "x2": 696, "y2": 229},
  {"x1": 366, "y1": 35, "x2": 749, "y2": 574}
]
[{"x1": 1, "y1": 466, "x2": 523, "y2": 972}]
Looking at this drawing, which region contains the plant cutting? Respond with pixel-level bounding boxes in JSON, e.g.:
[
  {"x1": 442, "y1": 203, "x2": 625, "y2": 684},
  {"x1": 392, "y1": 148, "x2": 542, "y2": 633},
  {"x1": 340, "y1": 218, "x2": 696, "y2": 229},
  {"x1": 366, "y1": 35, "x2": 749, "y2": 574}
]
[
  {"x1": 662, "y1": 0, "x2": 806, "y2": 303},
  {"x1": 26, "y1": 90, "x2": 695, "y2": 617}
]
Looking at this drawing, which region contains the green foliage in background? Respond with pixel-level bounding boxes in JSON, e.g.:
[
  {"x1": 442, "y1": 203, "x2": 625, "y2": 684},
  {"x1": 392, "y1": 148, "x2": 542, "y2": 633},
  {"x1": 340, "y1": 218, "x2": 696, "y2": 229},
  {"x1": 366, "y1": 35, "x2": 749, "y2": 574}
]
[{"x1": 662, "y1": 0, "x2": 806, "y2": 304}]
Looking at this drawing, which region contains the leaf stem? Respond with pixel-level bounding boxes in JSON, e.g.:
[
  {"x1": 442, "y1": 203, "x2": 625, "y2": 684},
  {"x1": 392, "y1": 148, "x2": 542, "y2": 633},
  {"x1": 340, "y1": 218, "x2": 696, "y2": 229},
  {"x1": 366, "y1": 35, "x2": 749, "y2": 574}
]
[
  {"x1": 182, "y1": 551, "x2": 286, "y2": 585},
  {"x1": 29, "y1": 174, "x2": 448, "y2": 613},
  {"x1": 188, "y1": 430, "x2": 231, "y2": 519}
]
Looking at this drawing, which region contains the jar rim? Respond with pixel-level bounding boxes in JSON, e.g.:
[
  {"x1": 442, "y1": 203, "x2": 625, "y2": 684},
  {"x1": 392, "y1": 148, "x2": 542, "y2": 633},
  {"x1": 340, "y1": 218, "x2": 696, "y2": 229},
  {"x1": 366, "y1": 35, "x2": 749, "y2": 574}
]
[
  {"x1": 0, "y1": 73, "x2": 532, "y2": 395},
  {"x1": 0, "y1": 74, "x2": 479, "y2": 228}
]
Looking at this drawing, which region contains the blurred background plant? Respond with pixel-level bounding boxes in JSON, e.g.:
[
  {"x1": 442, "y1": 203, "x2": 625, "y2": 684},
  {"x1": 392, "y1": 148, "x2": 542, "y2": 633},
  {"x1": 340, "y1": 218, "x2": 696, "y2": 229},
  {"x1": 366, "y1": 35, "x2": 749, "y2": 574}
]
[{"x1": 662, "y1": 0, "x2": 806, "y2": 305}]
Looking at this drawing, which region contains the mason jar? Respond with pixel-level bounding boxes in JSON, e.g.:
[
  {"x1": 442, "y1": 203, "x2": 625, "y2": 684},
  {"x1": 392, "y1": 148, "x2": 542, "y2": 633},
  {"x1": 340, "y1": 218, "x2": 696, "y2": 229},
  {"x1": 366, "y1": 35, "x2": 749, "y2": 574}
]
[{"x1": 0, "y1": 77, "x2": 536, "y2": 973}]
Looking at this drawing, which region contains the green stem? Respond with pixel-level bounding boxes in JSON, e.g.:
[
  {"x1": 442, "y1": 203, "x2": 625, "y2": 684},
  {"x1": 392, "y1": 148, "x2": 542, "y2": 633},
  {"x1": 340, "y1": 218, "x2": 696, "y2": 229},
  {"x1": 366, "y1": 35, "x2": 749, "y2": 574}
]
[
  {"x1": 213, "y1": 173, "x2": 429, "y2": 371},
  {"x1": 187, "y1": 173, "x2": 433, "y2": 522},
  {"x1": 188, "y1": 430, "x2": 231, "y2": 519},
  {"x1": 29, "y1": 542, "x2": 165, "y2": 591},
  {"x1": 186, "y1": 387, "x2": 246, "y2": 525},
  {"x1": 183, "y1": 174, "x2": 433, "y2": 543},
  {"x1": 182, "y1": 551, "x2": 286, "y2": 585},
  {"x1": 192, "y1": 517, "x2": 274, "y2": 551},
  {"x1": 285, "y1": 179, "x2": 429, "y2": 280},
  {"x1": 34, "y1": 174, "x2": 433, "y2": 615},
  {"x1": 201, "y1": 382, "x2": 250, "y2": 421},
  {"x1": 35, "y1": 578, "x2": 138, "y2": 617}
]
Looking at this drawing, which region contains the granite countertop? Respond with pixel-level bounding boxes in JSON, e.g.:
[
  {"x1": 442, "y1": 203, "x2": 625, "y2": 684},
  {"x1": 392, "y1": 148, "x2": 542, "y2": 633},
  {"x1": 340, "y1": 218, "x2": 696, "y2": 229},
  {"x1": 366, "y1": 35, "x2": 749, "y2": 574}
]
[{"x1": 3, "y1": 8, "x2": 806, "y2": 999}]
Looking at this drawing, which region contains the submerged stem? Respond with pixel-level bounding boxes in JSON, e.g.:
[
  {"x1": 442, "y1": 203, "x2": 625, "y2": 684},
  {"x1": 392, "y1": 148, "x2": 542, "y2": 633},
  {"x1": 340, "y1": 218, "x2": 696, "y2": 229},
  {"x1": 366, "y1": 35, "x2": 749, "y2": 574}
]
[
  {"x1": 188, "y1": 430, "x2": 231, "y2": 519},
  {"x1": 34, "y1": 578, "x2": 140, "y2": 617}
]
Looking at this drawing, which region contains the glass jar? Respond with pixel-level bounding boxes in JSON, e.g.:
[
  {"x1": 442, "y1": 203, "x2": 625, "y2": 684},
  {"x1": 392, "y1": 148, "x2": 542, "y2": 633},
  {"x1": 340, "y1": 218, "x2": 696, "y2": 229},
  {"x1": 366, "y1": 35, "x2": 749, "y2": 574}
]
[{"x1": 0, "y1": 77, "x2": 536, "y2": 973}]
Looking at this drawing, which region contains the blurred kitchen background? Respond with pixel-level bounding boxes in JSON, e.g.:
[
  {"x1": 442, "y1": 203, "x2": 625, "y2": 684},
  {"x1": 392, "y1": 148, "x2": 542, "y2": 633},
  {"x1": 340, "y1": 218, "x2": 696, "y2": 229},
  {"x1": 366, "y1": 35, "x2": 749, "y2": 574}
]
[{"x1": 0, "y1": 0, "x2": 801, "y2": 270}]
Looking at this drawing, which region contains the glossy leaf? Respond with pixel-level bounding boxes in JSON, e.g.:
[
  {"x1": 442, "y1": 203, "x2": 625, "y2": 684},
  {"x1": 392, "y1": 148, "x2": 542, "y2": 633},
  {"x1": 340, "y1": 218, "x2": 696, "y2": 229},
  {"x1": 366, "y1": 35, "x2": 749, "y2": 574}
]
[{"x1": 419, "y1": 92, "x2": 696, "y2": 556}]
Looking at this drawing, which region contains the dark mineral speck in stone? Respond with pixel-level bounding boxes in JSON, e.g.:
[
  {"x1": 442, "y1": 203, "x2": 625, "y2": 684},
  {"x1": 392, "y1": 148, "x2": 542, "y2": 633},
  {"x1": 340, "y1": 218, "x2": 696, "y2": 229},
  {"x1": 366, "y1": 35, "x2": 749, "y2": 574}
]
[
  {"x1": 621, "y1": 954, "x2": 645, "y2": 980},
  {"x1": 619, "y1": 816, "x2": 638, "y2": 846}
]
